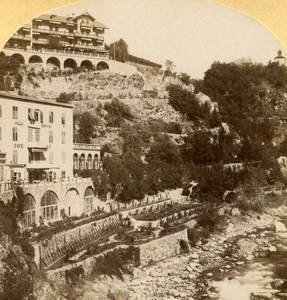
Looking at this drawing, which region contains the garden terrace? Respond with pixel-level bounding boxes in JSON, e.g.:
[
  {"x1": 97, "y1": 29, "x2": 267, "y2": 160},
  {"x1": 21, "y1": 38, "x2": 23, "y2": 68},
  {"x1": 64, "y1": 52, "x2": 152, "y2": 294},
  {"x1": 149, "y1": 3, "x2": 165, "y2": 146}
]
[
  {"x1": 25, "y1": 210, "x2": 117, "y2": 242},
  {"x1": 31, "y1": 212, "x2": 120, "y2": 268},
  {"x1": 118, "y1": 190, "x2": 185, "y2": 218},
  {"x1": 133, "y1": 202, "x2": 197, "y2": 222}
]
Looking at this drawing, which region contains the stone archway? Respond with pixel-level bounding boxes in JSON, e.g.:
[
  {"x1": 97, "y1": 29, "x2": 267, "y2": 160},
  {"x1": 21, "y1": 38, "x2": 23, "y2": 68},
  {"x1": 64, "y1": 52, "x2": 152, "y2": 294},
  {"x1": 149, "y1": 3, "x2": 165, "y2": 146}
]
[
  {"x1": 96, "y1": 61, "x2": 109, "y2": 71},
  {"x1": 80, "y1": 60, "x2": 93, "y2": 70},
  {"x1": 41, "y1": 190, "x2": 58, "y2": 222},
  {"x1": 64, "y1": 188, "x2": 81, "y2": 217},
  {"x1": 11, "y1": 53, "x2": 25, "y2": 64},
  {"x1": 84, "y1": 186, "x2": 95, "y2": 213},
  {"x1": 47, "y1": 56, "x2": 60, "y2": 69},
  {"x1": 23, "y1": 194, "x2": 36, "y2": 228},
  {"x1": 28, "y1": 55, "x2": 43, "y2": 64},
  {"x1": 64, "y1": 58, "x2": 77, "y2": 69}
]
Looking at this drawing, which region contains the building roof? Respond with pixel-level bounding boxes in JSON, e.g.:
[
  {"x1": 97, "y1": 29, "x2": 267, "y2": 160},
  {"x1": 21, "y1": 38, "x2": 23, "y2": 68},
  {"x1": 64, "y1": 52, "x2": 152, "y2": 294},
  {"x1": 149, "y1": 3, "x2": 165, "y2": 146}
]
[
  {"x1": 73, "y1": 12, "x2": 96, "y2": 21},
  {"x1": 93, "y1": 21, "x2": 109, "y2": 29},
  {"x1": 36, "y1": 14, "x2": 76, "y2": 25},
  {"x1": 35, "y1": 12, "x2": 108, "y2": 29},
  {"x1": 0, "y1": 92, "x2": 74, "y2": 109}
]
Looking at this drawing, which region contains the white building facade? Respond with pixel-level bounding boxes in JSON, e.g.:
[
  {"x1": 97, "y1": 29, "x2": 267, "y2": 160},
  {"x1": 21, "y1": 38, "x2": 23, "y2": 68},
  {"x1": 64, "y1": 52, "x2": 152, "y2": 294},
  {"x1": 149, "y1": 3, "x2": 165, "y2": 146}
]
[{"x1": 0, "y1": 92, "x2": 73, "y2": 184}]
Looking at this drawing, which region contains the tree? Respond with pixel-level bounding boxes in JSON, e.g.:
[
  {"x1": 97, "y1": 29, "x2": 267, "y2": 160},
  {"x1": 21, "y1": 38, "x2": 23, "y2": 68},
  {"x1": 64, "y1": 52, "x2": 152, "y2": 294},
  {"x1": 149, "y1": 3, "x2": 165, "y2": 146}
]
[
  {"x1": 146, "y1": 135, "x2": 181, "y2": 165},
  {"x1": 104, "y1": 98, "x2": 134, "y2": 127},
  {"x1": 78, "y1": 112, "x2": 98, "y2": 143},
  {"x1": 109, "y1": 39, "x2": 128, "y2": 62},
  {"x1": 178, "y1": 72, "x2": 192, "y2": 85},
  {"x1": 167, "y1": 84, "x2": 212, "y2": 123},
  {"x1": 92, "y1": 169, "x2": 111, "y2": 200},
  {"x1": 164, "y1": 59, "x2": 175, "y2": 77}
]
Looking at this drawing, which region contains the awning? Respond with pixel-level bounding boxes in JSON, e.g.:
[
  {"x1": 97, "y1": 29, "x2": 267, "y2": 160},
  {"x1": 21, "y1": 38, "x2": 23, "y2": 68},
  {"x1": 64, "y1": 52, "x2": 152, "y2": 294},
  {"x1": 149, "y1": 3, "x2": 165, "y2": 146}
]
[{"x1": 28, "y1": 147, "x2": 47, "y2": 153}]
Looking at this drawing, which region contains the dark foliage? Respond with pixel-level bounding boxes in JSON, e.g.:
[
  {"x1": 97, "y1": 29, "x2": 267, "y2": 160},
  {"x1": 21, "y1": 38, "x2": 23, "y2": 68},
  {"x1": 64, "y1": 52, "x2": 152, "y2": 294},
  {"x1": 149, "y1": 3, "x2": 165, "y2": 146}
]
[
  {"x1": 166, "y1": 84, "x2": 212, "y2": 124},
  {"x1": 56, "y1": 92, "x2": 76, "y2": 103},
  {"x1": 104, "y1": 98, "x2": 134, "y2": 127},
  {"x1": 128, "y1": 54, "x2": 161, "y2": 68}
]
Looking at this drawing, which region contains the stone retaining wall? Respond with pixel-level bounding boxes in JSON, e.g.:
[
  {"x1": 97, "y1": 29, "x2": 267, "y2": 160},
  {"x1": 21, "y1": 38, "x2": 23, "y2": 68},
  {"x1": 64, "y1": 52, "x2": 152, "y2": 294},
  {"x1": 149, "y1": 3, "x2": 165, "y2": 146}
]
[
  {"x1": 46, "y1": 245, "x2": 129, "y2": 284},
  {"x1": 139, "y1": 228, "x2": 189, "y2": 266},
  {"x1": 46, "y1": 228, "x2": 188, "y2": 283},
  {"x1": 34, "y1": 214, "x2": 120, "y2": 267}
]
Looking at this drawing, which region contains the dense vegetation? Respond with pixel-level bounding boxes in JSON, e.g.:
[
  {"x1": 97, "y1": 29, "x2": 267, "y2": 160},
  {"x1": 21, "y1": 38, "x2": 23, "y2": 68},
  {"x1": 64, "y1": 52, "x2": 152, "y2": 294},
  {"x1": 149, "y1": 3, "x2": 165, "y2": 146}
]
[
  {"x1": 0, "y1": 53, "x2": 22, "y2": 91},
  {"x1": 0, "y1": 187, "x2": 35, "y2": 300}
]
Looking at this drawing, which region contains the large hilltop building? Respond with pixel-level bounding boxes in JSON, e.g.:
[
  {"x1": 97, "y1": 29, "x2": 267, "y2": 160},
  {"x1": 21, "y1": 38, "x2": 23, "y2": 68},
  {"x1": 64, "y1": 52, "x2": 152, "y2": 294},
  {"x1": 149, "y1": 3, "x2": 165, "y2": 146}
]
[
  {"x1": 1, "y1": 12, "x2": 137, "y2": 75},
  {"x1": 5, "y1": 12, "x2": 108, "y2": 59}
]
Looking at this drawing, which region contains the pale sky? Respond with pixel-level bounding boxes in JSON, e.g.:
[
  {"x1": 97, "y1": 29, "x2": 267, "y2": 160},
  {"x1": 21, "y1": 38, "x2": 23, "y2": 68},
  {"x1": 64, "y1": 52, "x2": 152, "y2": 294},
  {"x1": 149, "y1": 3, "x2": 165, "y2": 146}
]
[{"x1": 50, "y1": 0, "x2": 284, "y2": 78}]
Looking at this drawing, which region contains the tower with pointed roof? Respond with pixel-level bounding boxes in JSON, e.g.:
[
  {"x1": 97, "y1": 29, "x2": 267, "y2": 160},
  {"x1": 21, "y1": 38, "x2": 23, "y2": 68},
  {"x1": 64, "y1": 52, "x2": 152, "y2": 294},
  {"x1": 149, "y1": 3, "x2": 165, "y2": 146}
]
[{"x1": 274, "y1": 49, "x2": 286, "y2": 66}]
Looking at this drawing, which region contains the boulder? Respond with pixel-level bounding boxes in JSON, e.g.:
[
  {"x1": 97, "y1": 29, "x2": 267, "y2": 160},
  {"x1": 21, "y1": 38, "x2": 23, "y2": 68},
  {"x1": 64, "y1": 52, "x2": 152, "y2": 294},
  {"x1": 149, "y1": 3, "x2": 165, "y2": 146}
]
[
  {"x1": 268, "y1": 246, "x2": 277, "y2": 252},
  {"x1": 274, "y1": 221, "x2": 287, "y2": 233},
  {"x1": 231, "y1": 207, "x2": 241, "y2": 217}
]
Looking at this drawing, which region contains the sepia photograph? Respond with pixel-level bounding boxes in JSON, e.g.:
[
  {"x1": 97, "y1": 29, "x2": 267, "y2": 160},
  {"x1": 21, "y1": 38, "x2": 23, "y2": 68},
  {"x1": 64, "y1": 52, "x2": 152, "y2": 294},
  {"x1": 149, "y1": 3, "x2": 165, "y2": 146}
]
[{"x1": 1, "y1": 0, "x2": 287, "y2": 299}]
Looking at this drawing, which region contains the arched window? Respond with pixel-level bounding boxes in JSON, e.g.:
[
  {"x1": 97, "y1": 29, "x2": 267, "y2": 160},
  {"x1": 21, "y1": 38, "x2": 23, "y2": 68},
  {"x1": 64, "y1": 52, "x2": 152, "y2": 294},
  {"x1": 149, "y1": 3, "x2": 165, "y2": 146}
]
[
  {"x1": 73, "y1": 153, "x2": 79, "y2": 169},
  {"x1": 79, "y1": 154, "x2": 85, "y2": 170},
  {"x1": 22, "y1": 194, "x2": 35, "y2": 228},
  {"x1": 41, "y1": 191, "x2": 58, "y2": 221},
  {"x1": 93, "y1": 154, "x2": 99, "y2": 169},
  {"x1": 87, "y1": 154, "x2": 93, "y2": 169},
  {"x1": 84, "y1": 187, "x2": 94, "y2": 213}
]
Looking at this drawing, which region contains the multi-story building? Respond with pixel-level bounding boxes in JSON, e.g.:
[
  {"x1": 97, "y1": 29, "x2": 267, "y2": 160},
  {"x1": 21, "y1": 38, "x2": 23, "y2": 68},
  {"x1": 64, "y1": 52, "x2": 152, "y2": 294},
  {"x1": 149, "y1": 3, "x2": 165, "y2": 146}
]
[
  {"x1": 5, "y1": 12, "x2": 108, "y2": 58},
  {"x1": 0, "y1": 92, "x2": 105, "y2": 228},
  {"x1": 2, "y1": 11, "x2": 138, "y2": 75},
  {"x1": 0, "y1": 92, "x2": 74, "y2": 184}
]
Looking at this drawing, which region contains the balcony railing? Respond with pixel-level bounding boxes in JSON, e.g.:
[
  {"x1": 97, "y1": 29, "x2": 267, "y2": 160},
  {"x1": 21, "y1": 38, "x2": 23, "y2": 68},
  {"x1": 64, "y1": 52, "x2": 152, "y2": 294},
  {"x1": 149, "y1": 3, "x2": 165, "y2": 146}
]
[
  {"x1": 26, "y1": 161, "x2": 51, "y2": 169},
  {"x1": 75, "y1": 32, "x2": 99, "y2": 39},
  {"x1": 73, "y1": 143, "x2": 101, "y2": 151},
  {"x1": 74, "y1": 43, "x2": 99, "y2": 50},
  {"x1": 32, "y1": 39, "x2": 48, "y2": 45},
  {"x1": 3, "y1": 47, "x2": 109, "y2": 59},
  {"x1": 80, "y1": 22, "x2": 92, "y2": 28},
  {"x1": 12, "y1": 34, "x2": 31, "y2": 41},
  {"x1": 33, "y1": 27, "x2": 75, "y2": 37}
]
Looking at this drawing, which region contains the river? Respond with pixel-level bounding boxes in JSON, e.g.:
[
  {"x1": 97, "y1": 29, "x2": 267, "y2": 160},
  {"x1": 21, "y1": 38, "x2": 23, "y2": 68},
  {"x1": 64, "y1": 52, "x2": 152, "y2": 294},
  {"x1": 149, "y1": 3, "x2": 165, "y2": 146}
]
[{"x1": 213, "y1": 228, "x2": 287, "y2": 300}]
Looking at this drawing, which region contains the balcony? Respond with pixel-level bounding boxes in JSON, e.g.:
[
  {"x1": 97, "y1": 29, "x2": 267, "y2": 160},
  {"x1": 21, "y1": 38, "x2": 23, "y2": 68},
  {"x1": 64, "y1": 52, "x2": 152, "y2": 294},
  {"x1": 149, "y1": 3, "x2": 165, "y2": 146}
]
[
  {"x1": 32, "y1": 39, "x2": 48, "y2": 45},
  {"x1": 80, "y1": 22, "x2": 92, "y2": 28},
  {"x1": 26, "y1": 161, "x2": 51, "y2": 170},
  {"x1": 75, "y1": 32, "x2": 98, "y2": 39},
  {"x1": 23, "y1": 24, "x2": 31, "y2": 31},
  {"x1": 3, "y1": 46, "x2": 109, "y2": 60},
  {"x1": 33, "y1": 27, "x2": 75, "y2": 37},
  {"x1": 74, "y1": 43, "x2": 100, "y2": 50},
  {"x1": 12, "y1": 34, "x2": 31, "y2": 41}
]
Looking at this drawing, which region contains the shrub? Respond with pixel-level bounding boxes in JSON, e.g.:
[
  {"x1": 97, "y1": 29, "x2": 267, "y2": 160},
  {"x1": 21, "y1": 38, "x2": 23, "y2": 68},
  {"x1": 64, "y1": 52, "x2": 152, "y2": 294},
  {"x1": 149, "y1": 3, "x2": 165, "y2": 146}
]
[
  {"x1": 197, "y1": 203, "x2": 221, "y2": 232},
  {"x1": 20, "y1": 241, "x2": 35, "y2": 259},
  {"x1": 65, "y1": 265, "x2": 84, "y2": 284},
  {"x1": 179, "y1": 239, "x2": 189, "y2": 253},
  {"x1": 92, "y1": 246, "x2": 139, "y2": 280},
  {"x1": 56, "y1": 92, "x2": 76, "y2": 103}
]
